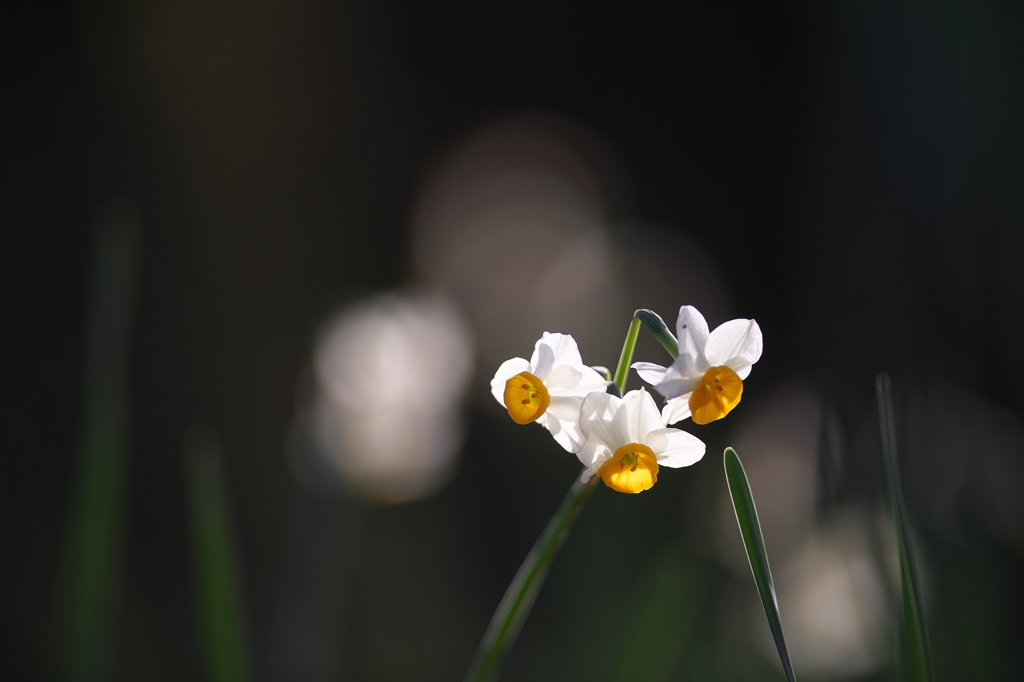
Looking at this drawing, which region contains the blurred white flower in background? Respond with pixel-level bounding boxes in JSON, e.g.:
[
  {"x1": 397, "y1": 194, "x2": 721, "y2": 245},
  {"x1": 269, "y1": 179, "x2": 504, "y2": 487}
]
[
  {"x1": 711, "y1": 382, "x2": 894, "y2": 678},
  {"x1": 761, "y1": 514, "x2": 893, "y2": 679},
  {"x1": 410, "y1": 113, "x2": 627, "y2": 383},
  {"x1": 295, "y1": 290, "x2": 473, "y2": 504},
  {"x1": 711, "y1": 383, "x2": 822, "y2": 569}
]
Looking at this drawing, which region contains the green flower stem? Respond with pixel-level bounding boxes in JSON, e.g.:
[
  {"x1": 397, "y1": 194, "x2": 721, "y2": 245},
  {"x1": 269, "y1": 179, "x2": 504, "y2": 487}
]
[
  {"x1": 185, "y1": 428, "x2": 252, "y2": 682},
  {"x1": 54, "y1": 205, "x2": 139, "y2": 680},
  {"x1": 612, "y1": 315, "x2": 642, "y2": 395},
  {"x1": 612, "y1": 310, "x2": 679, "y2": 397},
  {"x1": 464, "y1": 474, "x2": 598, "y2": 682},
  {"x1": 634, "y1": 309, "x2": 678, "y2": 359}
]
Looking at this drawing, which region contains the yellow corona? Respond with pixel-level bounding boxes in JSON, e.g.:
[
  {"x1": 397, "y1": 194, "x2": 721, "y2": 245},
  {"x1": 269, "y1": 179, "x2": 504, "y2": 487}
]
[
  {"x1": 596, "y1": 443, "x2": 660, "y2": 493},
  {"x1": 689, "y1": 366, "x2": 743, "y2": 425},
  {"x1": 502, "y1": 372, "x2": 551, "y2": 424}
]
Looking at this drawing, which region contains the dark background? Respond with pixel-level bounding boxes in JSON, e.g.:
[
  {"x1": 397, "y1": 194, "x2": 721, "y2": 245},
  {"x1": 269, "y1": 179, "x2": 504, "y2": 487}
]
[{"x1": 11, "y1": 1, "x2": 1024, "y2": 680}]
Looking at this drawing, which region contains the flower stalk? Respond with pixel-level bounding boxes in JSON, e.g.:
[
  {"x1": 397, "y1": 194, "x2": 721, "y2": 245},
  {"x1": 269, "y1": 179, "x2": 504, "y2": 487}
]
[
  {"x1": 463, "y1": 474, "x2": 597, "y2": 682},
  {"x1": 613, "y1": 309, "x2": 676, "y2": 394},
  {"x1": 612, "y1": 315, "x2": 641, "y2": 395},
  {"x1": 634, "y1": 309, "x2": 678, "y2": 359}
]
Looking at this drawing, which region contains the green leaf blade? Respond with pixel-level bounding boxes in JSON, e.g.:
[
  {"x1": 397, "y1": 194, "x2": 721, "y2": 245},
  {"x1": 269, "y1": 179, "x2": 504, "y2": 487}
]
[
  {"x1": 53, "y1": 203, "x2": 140, "y2": 680},
  {"x1": 184, "y1": 428, "x2": 252, "y2": 682},
  {"x1": 875, "y1": 373, "x2": 932, "y2": 682},
  {"x1": 723, "y1": 447, "x2": 797, "y2": 682}
]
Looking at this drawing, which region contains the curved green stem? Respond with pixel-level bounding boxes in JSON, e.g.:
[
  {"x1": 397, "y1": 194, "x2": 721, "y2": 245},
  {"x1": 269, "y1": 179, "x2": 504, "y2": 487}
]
[
  {"x1": 634, "y1": 309, "x2": 678, "y2": 359},
  {"x1": 464, "y1": 475, "x2": 598, "y2": 682},
  {"x1": 612, "y1": 310, "x2": 679, "y2": 397}
]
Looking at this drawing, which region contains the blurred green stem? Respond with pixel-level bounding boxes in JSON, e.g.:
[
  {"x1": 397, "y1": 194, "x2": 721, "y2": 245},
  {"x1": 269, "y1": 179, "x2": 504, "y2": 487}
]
[
  {"x1": 185, "y1": 428, "x2": 252, "y2": 682},
  {"x1": 54, "y1": 201, "x2": 139, "y2": 681},
  {"x1": 875, "y1": 373, "x2": 932, "y2": 682}
]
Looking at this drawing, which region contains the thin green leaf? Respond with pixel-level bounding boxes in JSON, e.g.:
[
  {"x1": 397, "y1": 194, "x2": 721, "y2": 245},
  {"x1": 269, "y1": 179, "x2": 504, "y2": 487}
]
[
  {"x1": 184, "y1": 427, "x2": 252, "y2": 682},
  {"x1": 634, "y1": 309, "x2": 678, "y2": 359},
  {"x1": 53, "y1": 201, "x2": 139, "y2": 680},
  {"x1": 464, "y1": 475, "x2": 597, "y2": 682},
  {"x1": 875, "y1": 373, "x2": 932, "y2": 682},
  {"x1": 723, "y1": 447, "x2": 797, "y2": 682}
]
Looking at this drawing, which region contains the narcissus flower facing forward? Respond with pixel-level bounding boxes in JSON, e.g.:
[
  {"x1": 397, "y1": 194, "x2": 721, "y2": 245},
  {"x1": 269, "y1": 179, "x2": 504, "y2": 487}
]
[
  {"x1": 633, "y1": 305, "x2": 762, "y2": 425},
  {"x1": 576, "y1": 388, "x2": 706, "y2": 493},
  {"x1": 491, "y1": 333, "x2": 609, "y2": 452}
]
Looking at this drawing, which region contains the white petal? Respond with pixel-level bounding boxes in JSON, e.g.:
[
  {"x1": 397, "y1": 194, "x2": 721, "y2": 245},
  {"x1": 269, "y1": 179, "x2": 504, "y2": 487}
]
[
  {"x1": 578, "y1": 391, "x2": 628, "y2": 453},
  {"x1": 549, "y1": 365, "x2": 609, "y2": 398},
  {"x1": 538, "y1": 396, "x2": 587, "y2": 452},
  {"x1": 543, "y1": 362, "x2": 584, "y2": 393},
  {"x1": 676, "y1": 306, "x2": 710, "y2": 364},
  {"x1": 646, "y1": 428, "x2": 706, "y2": 468},
  {"x1": 490, "y1": 357, "x2": 531, "y2": 405},
  {"x1": 632, "y1": 361, "x2": 668, "y2": 386},
  {"x1": 704, "y1": 319, "x2": 762, "y2": 372},
  {"x1": 576, "y1": 437, "x2": 611, "y2": 471},
  {"x1": 653, "y1": 360, "x2": 701, "y2": 399},
  {"x1": 662, "y1": 396, "x2": 693, "y2": 424},
  {"x1": 575, "y1": 366, "x2": 614, "y2": 393},
  {"x1": 539, "y1": 420, "x2": 579, "y2": 452},
  {"x1": 530, "y1": 332, "x2": 583, "y2": 377},
  {"x1": 650, "y1": 305, "x2": 715, "y2": 399},
  {"x1": 622, "y1": 388, "x2": 666, "y2": 440}
]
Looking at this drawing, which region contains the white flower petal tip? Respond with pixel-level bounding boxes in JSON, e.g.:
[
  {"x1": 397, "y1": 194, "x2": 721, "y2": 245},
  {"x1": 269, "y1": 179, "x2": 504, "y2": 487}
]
[
  {"x1": 661, "y1": 397, "x2": 693, "y2": 425},
  {"x1": 576, "y1": 389, "x2": 706, "y2": 494},
  {"x1": 637, "y1": 306, "x2": 762, "y2": 426},
  {"x1": 491, "y1": 332, "x2": 609, "y2": 452},
  {"x1": 631, "y1": 361, "x2": 668, "y2": 386}
]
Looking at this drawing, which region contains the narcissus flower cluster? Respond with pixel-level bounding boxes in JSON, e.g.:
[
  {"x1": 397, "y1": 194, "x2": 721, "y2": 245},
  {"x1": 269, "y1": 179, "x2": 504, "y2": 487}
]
[{"x1": 491, "y1": 306, "x2": 762, "y2": 494}]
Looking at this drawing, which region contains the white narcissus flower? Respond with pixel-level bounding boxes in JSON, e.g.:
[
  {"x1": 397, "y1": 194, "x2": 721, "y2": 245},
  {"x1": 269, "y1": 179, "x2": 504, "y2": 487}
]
[
  {"x1": 576, "y1": 388, "x2": 706, "y2": 493},
  {"x1": 633, "y1": 305, "x2": 762, "y2": 425},
  {"x1": 490, "y1": 332, "x2": 609, "y2": 452}
]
